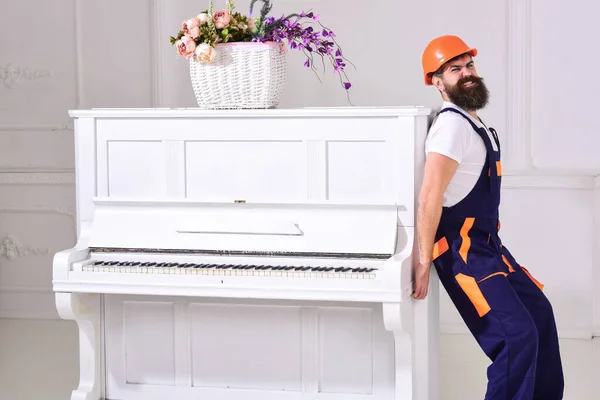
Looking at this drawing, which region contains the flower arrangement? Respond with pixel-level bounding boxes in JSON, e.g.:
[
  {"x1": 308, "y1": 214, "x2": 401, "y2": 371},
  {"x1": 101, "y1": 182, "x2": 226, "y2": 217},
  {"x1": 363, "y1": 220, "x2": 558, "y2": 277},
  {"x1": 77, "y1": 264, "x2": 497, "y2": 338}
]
[{"x1": 169, "y1": 0, "x2": 353, "y2": 93}]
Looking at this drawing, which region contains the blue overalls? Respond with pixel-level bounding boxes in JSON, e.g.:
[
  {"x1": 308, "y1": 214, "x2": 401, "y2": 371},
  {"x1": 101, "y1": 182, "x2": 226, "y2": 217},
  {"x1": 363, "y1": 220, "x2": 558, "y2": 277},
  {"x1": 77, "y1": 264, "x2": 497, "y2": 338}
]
[{"x1": 431, "y1": 108, "x2": 564, "y2": 399}]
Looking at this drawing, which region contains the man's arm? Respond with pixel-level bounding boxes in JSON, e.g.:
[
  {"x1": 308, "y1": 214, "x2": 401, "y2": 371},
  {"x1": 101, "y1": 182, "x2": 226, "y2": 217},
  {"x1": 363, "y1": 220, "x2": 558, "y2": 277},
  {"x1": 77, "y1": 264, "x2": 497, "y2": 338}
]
[{"x1": 412, "y1": 152, "x2": 459, "y2": 299}]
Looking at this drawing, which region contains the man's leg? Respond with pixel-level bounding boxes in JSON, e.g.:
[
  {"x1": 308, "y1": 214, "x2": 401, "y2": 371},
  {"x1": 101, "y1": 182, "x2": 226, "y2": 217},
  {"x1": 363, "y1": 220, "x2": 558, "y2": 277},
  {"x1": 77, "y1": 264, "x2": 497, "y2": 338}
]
[
  {"x1": 502, "y1": 247, "x2": 565, "y2": 400},
  {"x1": 434, "y1": 258, "x2": 538, "y2": 400}
]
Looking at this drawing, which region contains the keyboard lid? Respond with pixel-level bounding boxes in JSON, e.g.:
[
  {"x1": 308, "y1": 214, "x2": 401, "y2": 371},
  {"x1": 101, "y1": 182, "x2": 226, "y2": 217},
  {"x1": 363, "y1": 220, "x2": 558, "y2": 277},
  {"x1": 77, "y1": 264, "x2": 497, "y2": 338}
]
[{"x1": 87, "y1": 198, "x2": 400, "y2": 259}]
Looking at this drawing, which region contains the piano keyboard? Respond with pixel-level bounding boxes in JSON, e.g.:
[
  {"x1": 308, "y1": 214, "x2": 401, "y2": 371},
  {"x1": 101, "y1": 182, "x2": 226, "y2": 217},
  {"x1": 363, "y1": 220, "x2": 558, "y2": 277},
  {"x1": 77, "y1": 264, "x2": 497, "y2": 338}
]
[{"x1": 82, "y1": 260, "x2": 378, "y2": 279}]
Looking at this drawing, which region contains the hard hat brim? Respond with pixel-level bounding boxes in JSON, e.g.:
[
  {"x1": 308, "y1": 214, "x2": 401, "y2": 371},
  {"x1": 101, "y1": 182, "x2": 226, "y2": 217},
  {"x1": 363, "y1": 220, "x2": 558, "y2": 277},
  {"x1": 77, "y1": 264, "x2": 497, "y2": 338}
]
[{"x1": 424, "y1": 47, "x2": 478, "y2": 85}]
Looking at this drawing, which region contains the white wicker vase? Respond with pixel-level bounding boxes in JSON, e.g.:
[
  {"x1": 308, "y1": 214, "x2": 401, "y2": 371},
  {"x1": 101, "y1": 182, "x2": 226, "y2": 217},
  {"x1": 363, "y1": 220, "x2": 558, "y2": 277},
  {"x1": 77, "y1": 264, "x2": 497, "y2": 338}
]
[{"x1": 189, "y1": 42, "x2": 287, "y2": 109}]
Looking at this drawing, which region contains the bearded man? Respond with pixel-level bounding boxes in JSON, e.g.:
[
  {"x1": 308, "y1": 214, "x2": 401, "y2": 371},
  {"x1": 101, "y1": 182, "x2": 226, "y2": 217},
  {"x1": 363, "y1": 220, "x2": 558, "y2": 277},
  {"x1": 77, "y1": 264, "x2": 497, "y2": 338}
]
[{"x1": 413, "y1": 35, "x2": 565, "y2": 400}]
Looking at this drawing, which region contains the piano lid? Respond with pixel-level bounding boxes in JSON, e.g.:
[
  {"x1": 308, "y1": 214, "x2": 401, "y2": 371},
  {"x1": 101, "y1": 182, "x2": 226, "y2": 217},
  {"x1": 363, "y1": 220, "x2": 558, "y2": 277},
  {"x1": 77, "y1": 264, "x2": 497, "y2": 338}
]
[{"x1": 87, "y1": 198, "x2": 400, "y2": 259}]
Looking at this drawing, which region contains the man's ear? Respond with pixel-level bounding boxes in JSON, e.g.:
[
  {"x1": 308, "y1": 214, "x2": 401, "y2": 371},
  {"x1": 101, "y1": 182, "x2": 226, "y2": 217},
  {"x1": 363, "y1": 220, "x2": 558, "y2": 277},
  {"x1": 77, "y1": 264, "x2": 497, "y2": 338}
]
[{"x1": 432, "y1": 75, "x2": 445, "y2": 93}]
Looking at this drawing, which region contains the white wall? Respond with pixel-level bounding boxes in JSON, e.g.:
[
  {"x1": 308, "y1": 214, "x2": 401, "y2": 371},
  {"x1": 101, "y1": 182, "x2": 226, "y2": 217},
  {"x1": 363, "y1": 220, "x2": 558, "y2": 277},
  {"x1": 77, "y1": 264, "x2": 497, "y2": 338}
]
[{"x1": 0, "y1": 0, "x2": 599, "y2": 338}]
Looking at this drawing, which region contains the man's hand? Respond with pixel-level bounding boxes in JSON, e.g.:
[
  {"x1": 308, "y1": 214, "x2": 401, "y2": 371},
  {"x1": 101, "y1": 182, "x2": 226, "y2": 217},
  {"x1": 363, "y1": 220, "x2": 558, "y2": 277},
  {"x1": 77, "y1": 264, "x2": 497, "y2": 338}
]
[{"x1": 412, "y1": 262, "x2": 431, "y2": 300}]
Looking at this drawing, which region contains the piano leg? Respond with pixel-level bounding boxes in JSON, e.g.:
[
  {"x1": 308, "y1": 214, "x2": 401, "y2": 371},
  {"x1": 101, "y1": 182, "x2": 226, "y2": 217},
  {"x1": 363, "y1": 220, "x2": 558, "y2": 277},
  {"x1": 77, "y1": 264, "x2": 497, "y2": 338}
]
[
  {"x1": 412, "y1": 269, "x2": 440, "y2": 400},
  {"x1": 382, "y1": 303, "x2": 413, "y2": 400},
  {"x1": 56, "y1": 292, "x2": 102, "y2": 400}
]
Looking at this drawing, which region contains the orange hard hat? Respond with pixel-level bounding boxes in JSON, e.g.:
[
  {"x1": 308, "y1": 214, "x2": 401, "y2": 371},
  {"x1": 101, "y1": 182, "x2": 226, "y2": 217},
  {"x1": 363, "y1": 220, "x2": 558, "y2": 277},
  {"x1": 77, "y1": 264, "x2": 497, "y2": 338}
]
[{"x1": 422, "y1": 35, "x2": 477, "y2": 85}]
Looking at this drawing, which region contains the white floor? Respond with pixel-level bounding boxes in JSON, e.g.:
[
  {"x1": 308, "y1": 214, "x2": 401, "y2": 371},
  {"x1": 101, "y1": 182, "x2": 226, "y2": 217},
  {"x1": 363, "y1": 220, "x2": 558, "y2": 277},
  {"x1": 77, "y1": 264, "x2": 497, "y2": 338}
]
[{"x1": 0, "y1": 318, "x2": 597, "y2": 400}]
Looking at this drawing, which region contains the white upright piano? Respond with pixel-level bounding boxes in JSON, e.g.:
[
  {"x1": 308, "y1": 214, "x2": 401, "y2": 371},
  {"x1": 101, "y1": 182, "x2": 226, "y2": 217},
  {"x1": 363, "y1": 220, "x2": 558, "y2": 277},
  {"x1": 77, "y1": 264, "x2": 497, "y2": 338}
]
[{"x1": 53, "y1": 107, "x2": 439, "y2": 400}]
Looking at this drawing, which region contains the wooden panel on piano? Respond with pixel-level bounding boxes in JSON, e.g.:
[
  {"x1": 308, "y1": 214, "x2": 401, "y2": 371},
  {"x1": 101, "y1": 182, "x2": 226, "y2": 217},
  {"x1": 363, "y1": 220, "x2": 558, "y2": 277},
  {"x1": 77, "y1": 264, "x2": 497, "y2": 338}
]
[
  {"x1": 105, "y1": 141, "x2": 167, "y2": 197},
  {"x1": 104, "y1": 296, "x2": 393, "y2": 400},
  {"x1": 327, "y1": 140, "x2": 393, "y2": 202},
  {"x1": 123, "y1": 301, "x2": 176, "y2": 385},
  {"x1": 185, "y1": 140, "x2": 307, "y2": 201},
  {"x1": 317, "y1": 307, "x2": 374, "y2": 394},
  {"x1": 94, "y1": 115, "x2": 409, "y2": 206},
  {"x1": 189, "y1": 303, "x2": 303, "y2": 390}
]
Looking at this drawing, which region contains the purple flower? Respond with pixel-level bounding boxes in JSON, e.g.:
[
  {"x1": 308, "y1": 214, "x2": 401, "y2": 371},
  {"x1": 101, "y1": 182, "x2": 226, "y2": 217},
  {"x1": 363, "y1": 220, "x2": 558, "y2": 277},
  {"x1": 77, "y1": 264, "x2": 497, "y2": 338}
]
[{"x1": 257, "y1": 6, "x2": 353, "y2": 92}]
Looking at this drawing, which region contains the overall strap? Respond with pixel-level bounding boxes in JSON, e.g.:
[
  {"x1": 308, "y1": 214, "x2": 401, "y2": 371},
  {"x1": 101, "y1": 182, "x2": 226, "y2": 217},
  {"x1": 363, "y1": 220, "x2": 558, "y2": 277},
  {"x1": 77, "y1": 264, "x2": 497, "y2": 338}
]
[
  {"x1": 488, "y1": 127, "x2": 501, "y2": 150},
  {"x1": 438, "y1": 107, "x2": 481, "y2": 132},
  {"x1": 438, "y1": 108, "x2": 497, "y2": 152},
  {"x1": 437, "y1": 107, "x2": 501, "y2": 200}
]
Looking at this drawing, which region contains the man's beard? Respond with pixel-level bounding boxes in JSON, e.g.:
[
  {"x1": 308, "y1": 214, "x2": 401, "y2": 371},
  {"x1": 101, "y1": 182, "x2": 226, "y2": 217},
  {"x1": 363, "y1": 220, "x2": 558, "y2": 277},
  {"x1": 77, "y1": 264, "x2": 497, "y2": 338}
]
[{"x1": 445, "y1": 76, "x2": 490, "y2": 110}]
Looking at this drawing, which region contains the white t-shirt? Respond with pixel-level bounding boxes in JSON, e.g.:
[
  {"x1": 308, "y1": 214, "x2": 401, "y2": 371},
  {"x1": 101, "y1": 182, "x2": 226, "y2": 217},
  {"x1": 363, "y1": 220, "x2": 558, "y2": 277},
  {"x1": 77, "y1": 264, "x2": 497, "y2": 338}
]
[{"x1": 424, "y1": 101, "x2": 499, "y2": 207}]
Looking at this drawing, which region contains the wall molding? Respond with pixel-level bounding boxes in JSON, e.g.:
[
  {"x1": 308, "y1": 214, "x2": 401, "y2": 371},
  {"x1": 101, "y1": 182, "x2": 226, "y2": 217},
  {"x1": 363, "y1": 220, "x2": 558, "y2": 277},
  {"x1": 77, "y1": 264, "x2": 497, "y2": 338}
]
[
  {"x1": 441, "y1": 324, "x2": 593, "y2": 340},
  {"x1": 594, "y1": 176, "x2": 600, "y2": 337},
  {"x1": 0, "y1": 172, "x2": 75, "y2": 185},
  {"x1": 505, "y1": 0, "x2": 533, "y2": 171},
  {"x1": 0, "y1": 206, "x2": 75, "y2": 218},
  {"x1": 0, "y1": 285, "x2": 50, "y2": 293},
  {"x1": 0, "y1": 207, "x2": 76, "y2": 237},
  {"x1": 0, "y1": 123, "x2": 73, "y2": 131},
  {"x1": 0, "y1": 64, "x2": 54, "y2": 89},
  {"x1": 73, "y1": 0, "x2": 83, "y2": 108},
  {"x1": 151, "y1": 0, "x2": 166, "y2": 107},
  {"x1": 0, "y1": 167, "x2": 74, "y2": 172},
  {"x1": 0, "y1": 236, "x2": 50, "y2": 260},
  {"x1": 503, "y1": 172, "x2": 598, "y2": 190}
]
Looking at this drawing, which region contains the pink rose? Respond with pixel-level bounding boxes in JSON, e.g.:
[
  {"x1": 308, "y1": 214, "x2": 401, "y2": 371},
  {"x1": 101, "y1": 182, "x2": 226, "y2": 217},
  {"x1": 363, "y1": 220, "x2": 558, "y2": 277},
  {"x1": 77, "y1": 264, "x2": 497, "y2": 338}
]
[
  {"x1": 197, "y1": 13, "x2": 208, "y2": 25},
  {"x1": 176, "y1": 36, "x2": 196, "y2": 59},
  {"x1": 213, "y1": 10, "x2": 231, "y2": 29},
  {"x1": 195, "y1": 43, "x2": 216, "y2": 63},
  {"x1": 188, "y1": 26, "x2": 200, "y2": 38},
  {"x1": 181, "y1": 18, "x2": 199, "y2": 35}
]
